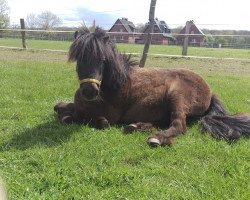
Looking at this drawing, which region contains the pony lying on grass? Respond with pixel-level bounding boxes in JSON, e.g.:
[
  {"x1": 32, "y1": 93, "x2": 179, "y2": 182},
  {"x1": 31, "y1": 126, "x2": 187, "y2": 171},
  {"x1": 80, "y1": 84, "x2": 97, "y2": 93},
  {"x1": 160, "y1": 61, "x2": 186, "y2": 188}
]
[{"x1": 54, "y1": 27, "x2": 250, "y2": 147}]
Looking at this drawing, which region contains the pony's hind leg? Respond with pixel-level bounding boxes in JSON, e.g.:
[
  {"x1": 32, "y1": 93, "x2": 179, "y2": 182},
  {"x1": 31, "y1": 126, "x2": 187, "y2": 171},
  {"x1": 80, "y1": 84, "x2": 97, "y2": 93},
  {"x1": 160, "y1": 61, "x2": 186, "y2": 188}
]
[
  {"x1": 124, "y1": 122, "x2": 156, "y2": 134},
  {"x1": 90, "y1": 117, "x2": 110, "y2": 129},
  {"x1": 148, "y1": 111, "x2": 187, "y2": 147},
  {"x1": 148, "y1": 92, "x2": 187, "y2": 147}
]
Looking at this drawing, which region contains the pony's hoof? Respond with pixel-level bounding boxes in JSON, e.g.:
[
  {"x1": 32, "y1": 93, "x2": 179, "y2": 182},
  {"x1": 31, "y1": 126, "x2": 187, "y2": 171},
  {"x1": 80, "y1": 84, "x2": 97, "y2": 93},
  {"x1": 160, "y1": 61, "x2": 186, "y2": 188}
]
[
  {"x1": 61, "y1": 116, "x2": 73, "y2": 124},
  {"x1": 54, "y1": 105, "x2": 59, "y2": 113},
  {"x1": 99, "y1": 119, "x2": 110, "y2": 129},
  {"x1": 147, "y1": 137, "x2": 160, "y2": 147},
  {"x1": 124, "y1": 124, "x2": 137, "y2": 134}
]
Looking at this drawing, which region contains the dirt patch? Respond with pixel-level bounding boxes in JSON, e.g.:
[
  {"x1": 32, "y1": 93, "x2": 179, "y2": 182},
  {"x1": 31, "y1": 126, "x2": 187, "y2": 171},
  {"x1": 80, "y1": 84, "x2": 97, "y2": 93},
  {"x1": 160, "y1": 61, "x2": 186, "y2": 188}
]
[
  {"x1": 146, "y1": 56, "x2": 250, "y2": 76},
  {"x1": 1, "y1": 49, "x2": 250, "y2": 76}
]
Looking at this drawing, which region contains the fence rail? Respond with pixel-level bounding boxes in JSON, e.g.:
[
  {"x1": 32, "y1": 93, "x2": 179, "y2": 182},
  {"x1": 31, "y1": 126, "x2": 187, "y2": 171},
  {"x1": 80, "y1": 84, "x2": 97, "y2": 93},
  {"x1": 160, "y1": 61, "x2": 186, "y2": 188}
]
[
  {"x1": 0, "y1": 29, "x2": 75, "y2": 33},
  {"x1": 1, "y1": 45, "x2": 250, "y2": 62},
  {"x1": 1, "y1": 24, "x2": 250, "y2": 61},
  {"x1": 1, "y1": 28, "x2": 250, "y2": 38}
]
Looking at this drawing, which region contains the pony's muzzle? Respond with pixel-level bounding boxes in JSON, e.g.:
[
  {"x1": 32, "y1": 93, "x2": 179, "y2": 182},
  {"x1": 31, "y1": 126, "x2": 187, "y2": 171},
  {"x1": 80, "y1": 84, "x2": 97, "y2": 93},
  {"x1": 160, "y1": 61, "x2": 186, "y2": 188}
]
[{"x1": 80, "y1": 82, "x2": 100, "y2": 101}]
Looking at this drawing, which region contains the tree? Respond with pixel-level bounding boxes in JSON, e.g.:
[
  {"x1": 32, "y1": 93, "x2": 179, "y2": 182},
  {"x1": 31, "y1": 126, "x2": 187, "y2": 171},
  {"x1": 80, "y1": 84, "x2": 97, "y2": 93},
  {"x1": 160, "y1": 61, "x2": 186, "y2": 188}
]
[
  {"x1": 171, "y1": 26, "x2": 184, "y2": 34},
  {"x1": 204, "y1": 35, "x2": 215, "y2": 43},
  {"x1": 26, "y1": 13, "x2": 38, "y2": 29},
  {"x1": 26, "y1": 11, "x2": 62, "y2": 29},
  {"x1": 0, "y1": 0, "x2": 10, "y2": 28},
  {"x1": 135, "y1": 23, "x2": 145, "y2": 33}
]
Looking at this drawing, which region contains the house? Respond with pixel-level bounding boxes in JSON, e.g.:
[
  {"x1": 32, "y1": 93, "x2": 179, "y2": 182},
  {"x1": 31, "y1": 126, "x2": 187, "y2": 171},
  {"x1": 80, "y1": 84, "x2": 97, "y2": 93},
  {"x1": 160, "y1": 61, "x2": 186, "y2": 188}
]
[
  {"x1": 108, "y1": 18, "x2": 138, "y2": 43},
  {"x1": 176, "y1": 20, "x2": 205, "y2": 47},
  {"x1": 140, "y1": 18, "x2": 173, "y2": 45}
]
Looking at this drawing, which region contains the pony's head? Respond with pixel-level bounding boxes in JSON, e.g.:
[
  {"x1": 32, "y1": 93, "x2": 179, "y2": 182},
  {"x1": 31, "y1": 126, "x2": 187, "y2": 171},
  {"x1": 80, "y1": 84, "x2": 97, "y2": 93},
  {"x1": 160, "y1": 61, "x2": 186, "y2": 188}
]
[{"x1": 68, "y1": 27, "x2": 137, "y2": 101}]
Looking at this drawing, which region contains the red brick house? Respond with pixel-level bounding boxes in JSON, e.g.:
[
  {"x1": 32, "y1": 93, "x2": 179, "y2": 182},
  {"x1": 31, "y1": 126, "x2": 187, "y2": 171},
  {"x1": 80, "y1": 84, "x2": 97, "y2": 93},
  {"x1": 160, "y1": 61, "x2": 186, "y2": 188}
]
[
  {"x1": 108, "y1": 18, "x2": 138, "y2": 43},
  {"x1": 140, "y1": 18, "x2": 173, "y2": 45},
  {"x1": 176, "y1": 20, "x2": 205, "y2": 47}
]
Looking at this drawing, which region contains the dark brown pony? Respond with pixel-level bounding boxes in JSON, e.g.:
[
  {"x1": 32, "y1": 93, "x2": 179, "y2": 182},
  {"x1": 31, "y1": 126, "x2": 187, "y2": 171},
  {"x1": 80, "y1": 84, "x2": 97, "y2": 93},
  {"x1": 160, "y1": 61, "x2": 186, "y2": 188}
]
[{"x1": 54, "y1": 27, "x2": 250, "y2": 147}]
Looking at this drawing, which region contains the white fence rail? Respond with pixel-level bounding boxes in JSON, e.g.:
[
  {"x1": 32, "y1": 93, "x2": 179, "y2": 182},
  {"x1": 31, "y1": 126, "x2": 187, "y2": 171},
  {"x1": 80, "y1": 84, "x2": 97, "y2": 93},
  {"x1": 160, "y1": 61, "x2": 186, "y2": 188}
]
[{"x1": 1, "y1": 27, "x2": 250, "y2": 61}]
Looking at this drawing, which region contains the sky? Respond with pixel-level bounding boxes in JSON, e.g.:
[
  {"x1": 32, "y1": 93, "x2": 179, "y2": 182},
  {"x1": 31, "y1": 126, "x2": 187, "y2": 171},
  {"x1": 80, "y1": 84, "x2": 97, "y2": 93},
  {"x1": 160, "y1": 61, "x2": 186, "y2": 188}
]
[{"x1": 6, "y1": 0, "x2": 250, "y2": 31}]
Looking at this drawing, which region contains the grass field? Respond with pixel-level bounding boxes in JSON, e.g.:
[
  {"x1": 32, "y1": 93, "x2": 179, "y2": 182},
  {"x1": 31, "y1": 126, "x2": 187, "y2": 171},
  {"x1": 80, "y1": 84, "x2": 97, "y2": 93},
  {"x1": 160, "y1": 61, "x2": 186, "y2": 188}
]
[
  {"x1": 0, "y1": 44, "x2": 250, "y2": 199},
  {"x1": 1, "y1": 38, "x2": 250, "y2": 59}
]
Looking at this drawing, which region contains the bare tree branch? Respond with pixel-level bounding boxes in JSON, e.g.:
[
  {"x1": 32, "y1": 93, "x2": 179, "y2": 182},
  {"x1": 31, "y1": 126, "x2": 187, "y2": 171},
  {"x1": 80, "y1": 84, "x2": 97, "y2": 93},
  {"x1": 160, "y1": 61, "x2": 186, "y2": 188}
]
[{"x1": 26, "y1": 10, "x2": 62, "y2": 30}]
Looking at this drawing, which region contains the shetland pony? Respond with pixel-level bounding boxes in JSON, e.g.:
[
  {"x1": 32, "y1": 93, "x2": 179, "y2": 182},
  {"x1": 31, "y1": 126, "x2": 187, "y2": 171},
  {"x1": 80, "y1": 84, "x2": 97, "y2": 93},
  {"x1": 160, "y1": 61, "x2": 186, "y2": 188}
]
[{"x1": 54, "y1": 27, "x2": 250, "y2": 147}]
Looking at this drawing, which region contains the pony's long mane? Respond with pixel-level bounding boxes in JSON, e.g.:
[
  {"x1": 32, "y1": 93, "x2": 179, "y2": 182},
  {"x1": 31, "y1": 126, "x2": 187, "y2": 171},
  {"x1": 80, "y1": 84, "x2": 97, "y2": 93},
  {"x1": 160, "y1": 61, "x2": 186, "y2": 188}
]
[{"x1": 68, "y1": 27, "x2": 138, "y2": 94}]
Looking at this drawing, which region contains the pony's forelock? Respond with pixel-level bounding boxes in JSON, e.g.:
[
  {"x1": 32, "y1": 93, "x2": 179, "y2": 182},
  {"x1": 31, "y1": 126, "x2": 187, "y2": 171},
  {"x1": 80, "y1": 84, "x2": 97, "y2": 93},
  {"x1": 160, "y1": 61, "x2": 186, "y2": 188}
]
[{"x1": 68, "y1": 27, "x2": 108, "y2": 63}]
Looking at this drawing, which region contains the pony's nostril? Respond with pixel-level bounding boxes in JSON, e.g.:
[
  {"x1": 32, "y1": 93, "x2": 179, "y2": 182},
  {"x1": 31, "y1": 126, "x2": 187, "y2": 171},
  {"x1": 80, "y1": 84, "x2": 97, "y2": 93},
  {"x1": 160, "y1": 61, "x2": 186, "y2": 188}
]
[
  {"x1": 82, "y1": 87, "x2": 91, "y2": 96},
  {"x1": 93, "y1": 88, "x2": 99, "y2": 96},
  {"x1": 81, "y1": 84, "x2": 99, "y2": 100}
]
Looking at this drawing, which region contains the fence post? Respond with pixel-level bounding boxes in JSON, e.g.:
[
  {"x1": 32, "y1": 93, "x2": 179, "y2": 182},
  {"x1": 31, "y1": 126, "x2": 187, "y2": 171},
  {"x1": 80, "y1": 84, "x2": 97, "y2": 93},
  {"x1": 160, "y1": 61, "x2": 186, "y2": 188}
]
[
  {"x1": 20, "y1": 18, "x2": 27, "y2": 49},
  {"x1": 182, "y1": 20, "x2": 191, "y2": 56},
  {"x1": 139, "y1": 0, "x2": 157, "y2": 67}
]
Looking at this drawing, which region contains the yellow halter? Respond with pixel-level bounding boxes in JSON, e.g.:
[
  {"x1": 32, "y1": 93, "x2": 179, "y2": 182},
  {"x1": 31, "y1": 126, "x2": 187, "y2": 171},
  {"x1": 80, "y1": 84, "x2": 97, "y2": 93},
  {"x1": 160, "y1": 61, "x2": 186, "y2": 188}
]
[{"x1": 79, "y1": 78, "x2": 101, "y2": 87}]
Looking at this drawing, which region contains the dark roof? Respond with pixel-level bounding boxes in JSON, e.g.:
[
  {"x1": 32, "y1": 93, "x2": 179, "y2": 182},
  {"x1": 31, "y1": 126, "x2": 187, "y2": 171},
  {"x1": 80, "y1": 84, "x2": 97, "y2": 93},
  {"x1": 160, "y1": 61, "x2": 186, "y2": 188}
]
[
  {"x1": 109, "y1": 18, "x2": 135, "y2": 33},
  {"x1": 143, "y1": 18, "x2": 173, "y2": 38},
  {"x1": 157, "y1": 20, "x2": 171, "y2": 34},
  {"x1": 120, "y1": 18, "x2": 135, "y2": 33}
]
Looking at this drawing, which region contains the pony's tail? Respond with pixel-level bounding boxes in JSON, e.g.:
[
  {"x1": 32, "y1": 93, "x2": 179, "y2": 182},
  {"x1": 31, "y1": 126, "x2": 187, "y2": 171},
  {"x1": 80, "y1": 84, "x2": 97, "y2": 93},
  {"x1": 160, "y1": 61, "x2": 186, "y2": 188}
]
[{"x1": 201, "y1": 95, "x2": 250, "y2": 140}]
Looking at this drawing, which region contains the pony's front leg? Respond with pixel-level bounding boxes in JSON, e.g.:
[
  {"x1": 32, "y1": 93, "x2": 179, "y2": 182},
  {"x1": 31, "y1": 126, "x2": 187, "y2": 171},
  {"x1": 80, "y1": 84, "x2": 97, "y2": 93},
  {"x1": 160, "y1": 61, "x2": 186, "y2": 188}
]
[
  {"x1": 91, "y1": 117, "x2": 110, "y2": 129},
  {"x1": 54, "y1": 102, "x2": 76, "y2": 124},
  {"x1": 148, "y1": 111, "x2": 187, "y2": 147},
  {"x1": 54, "y1": 102, "x2": 86, "y2": 124}
]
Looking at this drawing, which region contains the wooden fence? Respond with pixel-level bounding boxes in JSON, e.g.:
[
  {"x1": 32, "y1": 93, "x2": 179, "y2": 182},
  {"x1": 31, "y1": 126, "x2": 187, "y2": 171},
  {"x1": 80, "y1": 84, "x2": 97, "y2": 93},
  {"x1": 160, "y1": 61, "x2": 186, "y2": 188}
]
[{"x1": 0, "y1": 19, "x2": 250, "y2": 59}]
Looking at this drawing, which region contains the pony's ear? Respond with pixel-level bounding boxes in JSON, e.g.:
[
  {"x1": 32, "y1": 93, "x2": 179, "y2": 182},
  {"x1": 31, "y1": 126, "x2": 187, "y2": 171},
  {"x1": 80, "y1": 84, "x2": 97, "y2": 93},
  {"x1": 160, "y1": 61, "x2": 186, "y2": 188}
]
[
  {"x1": 74, "y1": 29, "x2": 90, "y2": 39},
  {"x1": 103, "y1": 35, "x2": 110, "y2": 43},
  {"x1": 74, "y1": 31, "x2": 80, "y2": 39}
]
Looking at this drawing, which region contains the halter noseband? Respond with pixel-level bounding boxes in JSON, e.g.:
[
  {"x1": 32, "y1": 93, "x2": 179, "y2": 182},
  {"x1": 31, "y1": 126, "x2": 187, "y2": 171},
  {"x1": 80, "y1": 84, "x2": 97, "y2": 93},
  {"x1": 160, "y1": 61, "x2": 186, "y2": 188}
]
[{"x1": 79, "y1": 78, "x2": 101, "y2": 87}]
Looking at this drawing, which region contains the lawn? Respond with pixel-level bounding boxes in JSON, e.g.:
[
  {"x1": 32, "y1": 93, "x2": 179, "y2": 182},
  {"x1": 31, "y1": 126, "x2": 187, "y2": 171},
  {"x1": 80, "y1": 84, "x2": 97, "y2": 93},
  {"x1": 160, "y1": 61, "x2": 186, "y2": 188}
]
[
  {"x1": 0, "y1": 47, "x2": 249, "y2": 199},
  {"x1": 1, "y1": 38, "x2": 250, "y2": 59}
]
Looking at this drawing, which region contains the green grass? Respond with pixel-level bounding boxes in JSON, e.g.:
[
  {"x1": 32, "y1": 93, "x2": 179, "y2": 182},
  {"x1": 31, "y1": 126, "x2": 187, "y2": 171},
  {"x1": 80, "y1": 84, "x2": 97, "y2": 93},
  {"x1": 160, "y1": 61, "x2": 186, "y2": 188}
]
[
  {"x1": 0, "y1": 38, "x2": 71, "y2": 51},
  {"x1": 1, "y1": 38, "x2": 250, "y2": 59},
  {"x1": 0, "y1": 48, "x2": 250, "y2": 199}
]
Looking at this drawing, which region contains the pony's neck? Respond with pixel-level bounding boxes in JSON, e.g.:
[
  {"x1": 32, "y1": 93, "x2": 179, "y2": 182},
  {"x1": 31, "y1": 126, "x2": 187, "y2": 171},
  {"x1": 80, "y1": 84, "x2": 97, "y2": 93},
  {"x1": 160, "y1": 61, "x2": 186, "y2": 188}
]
[{"x1": 101, "y1": 54, "x2": 131, "y2": 96}]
